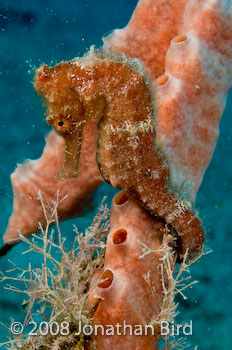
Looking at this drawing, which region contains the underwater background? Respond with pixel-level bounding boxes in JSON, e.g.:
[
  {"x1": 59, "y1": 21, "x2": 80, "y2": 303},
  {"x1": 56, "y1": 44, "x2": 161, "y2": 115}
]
[{"x1": 0, "y1": 0, "x2": 231, "y2": 349}]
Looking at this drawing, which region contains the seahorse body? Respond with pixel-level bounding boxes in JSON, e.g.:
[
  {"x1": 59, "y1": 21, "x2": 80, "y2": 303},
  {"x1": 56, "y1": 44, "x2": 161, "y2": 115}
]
[{"x1": 34, "y1": 50, "x2": 204, "y2": 254}]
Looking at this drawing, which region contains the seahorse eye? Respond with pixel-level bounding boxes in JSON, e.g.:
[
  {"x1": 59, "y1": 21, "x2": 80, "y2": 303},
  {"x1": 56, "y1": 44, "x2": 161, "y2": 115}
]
[{"x1": 53, "y1": 115, "x2": 73, "y2": 134}]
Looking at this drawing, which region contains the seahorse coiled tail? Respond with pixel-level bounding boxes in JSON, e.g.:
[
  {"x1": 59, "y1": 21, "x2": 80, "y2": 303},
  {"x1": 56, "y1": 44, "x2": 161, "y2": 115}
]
[{"x1": 34, "y1": 50, "x2": 205, "y2": 255}]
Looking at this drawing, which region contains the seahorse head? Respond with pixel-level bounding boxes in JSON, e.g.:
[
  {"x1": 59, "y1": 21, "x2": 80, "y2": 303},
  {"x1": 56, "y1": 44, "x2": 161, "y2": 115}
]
[{"x1": 34, "y1": 61, "x2": 106, "y2": 179}]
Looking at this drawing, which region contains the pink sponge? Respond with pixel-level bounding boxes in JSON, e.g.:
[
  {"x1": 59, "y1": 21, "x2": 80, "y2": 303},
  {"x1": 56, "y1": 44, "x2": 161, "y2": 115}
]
[
  {"x1": 104, "y1": 0, "x2": 188, "y2": 80},
  {"x1": 105, "y1": 0, "x2": 232, "y2": 200},
  {"x1": 89, "y1": 192, "x2": 165, "y2": 349},
  {"x1": 3, "y1": 123, "x2": 102, "y2": 246}
]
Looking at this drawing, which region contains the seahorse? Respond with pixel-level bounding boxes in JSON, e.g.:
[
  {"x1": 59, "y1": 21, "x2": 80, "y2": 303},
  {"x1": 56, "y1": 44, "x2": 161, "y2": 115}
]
[{"x1": 34, "y1": 49, "x2": 205, "y2": 255}]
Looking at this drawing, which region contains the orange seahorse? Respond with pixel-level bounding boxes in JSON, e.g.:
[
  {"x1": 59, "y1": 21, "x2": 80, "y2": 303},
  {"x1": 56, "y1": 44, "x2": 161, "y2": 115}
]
[{"x1": 34, "y1": 49, "x2": 204, "y2": 255}]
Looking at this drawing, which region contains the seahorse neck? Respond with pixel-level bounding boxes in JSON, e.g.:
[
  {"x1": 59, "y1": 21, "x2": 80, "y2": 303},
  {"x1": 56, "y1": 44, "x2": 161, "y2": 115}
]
[{"x1": 93, "y1": 60, "x2": 155, "y2": 128}]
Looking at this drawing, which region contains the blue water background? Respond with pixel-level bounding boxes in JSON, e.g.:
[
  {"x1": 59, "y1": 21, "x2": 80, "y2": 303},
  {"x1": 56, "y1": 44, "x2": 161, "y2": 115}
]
[{"x1": 0, "y1": 1, "x2": 231, "y2": 349}]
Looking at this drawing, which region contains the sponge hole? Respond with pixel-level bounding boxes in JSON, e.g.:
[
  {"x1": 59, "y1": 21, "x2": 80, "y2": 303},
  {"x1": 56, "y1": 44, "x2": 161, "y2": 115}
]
[
  {"x1": 114, "y1": 191, "x2": 129, "y2": 205},
  {"x1": 97, "y1": 269, "x2": 114, "y2": 289},
  {"x1": 172, "y1": 34, "x2": 187, "y2": 43},
  {"x1": 112, "y1": 229, "x2": 127, "y2": 244}
]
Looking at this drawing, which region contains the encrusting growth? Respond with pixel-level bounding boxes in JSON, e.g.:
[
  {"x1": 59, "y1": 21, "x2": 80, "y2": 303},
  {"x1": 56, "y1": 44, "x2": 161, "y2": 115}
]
[{"x1": 34, "y1": 50, "x2": 205, "y2": 255}]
